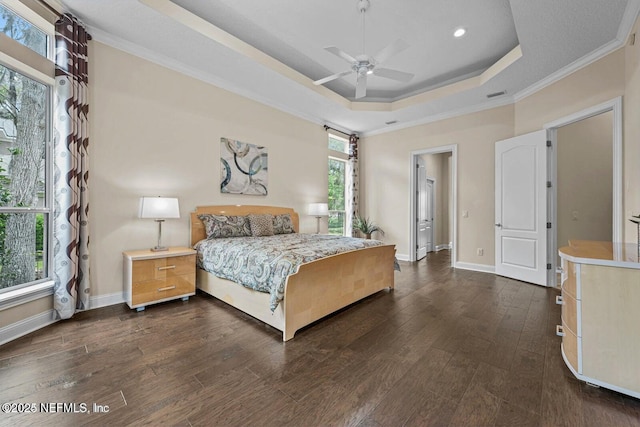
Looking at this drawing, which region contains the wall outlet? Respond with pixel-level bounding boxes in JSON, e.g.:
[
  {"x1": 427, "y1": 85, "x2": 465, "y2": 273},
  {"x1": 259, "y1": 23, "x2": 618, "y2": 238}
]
[{"x1": 477, "y1": 248, "x2": 484, "y2": 256}]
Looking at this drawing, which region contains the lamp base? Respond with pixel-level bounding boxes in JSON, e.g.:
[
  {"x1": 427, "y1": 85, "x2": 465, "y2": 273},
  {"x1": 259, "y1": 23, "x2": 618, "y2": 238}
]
[{"x1": 152, "y1": 220, "x2": 168, "y2": 252}]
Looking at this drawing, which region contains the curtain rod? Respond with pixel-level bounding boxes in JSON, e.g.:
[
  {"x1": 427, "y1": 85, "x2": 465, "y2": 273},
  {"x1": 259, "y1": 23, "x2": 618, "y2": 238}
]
[
  {"x1": 36, "y1": 0, "x2": 61, "y2": 18},
  {"x1": 323, "y1": 125, "x2": 357, "y2": 138}
]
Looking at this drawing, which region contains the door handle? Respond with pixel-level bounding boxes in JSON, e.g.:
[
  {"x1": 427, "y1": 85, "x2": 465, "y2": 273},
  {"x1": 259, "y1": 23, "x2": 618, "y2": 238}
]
[{"x1": 495, "y1": 223, "x2": 502, "y2": 228}]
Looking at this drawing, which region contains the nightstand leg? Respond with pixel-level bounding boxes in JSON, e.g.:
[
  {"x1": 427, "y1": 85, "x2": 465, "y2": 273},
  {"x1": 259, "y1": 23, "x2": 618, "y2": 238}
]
[
  {"x1": 181, "y1": 296, "x2": 189, "y2": 302},
  {"x1": 136, "y1": 306, "x2": 145, "y2": 312}
]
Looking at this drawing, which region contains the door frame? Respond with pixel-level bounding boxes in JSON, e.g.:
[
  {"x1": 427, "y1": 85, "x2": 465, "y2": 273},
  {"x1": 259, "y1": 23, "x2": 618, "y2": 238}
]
[
  {"x1": 426, "y1": 177, "x2": 435, "y2": 254},
  {"x1": 416, "y1": 156, "x2": 428, "y2": 260},
  {"x1": 409, "y1": 144, "x2": 458, "y2": 265},
  {"x1": 544, "y1": 96, "x2": 623, "y2": 283}
]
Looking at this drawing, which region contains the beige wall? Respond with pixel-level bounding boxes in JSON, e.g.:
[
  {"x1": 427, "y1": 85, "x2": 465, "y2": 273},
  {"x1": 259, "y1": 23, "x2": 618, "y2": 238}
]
[
  {"x1": 361, "y1": 105, "x2": 515, "y2": 263},
  {"x1": 557, "y1": 112, "x2": 613, "y2": 250},
  {"x1": 514, "y1": 49, "x2": 625, "y2": 135}
]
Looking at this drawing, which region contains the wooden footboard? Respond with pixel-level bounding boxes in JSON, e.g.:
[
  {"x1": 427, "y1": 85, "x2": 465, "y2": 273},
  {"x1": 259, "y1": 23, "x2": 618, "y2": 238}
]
[{"x1": 282, "y1": 244, "x2": 395, "y2": 341}]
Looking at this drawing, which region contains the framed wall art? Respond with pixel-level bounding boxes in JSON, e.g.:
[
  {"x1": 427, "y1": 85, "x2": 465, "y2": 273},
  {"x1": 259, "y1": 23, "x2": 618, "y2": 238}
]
[{"x1": 220, "y1": 137, "x2": 268, "y2": 195}]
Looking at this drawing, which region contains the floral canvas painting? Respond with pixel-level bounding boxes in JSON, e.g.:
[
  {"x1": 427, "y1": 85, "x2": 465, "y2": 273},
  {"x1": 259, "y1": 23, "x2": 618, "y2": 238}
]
[{"x1": 220, "y1": 137, "x2": 268, "y2": 195}]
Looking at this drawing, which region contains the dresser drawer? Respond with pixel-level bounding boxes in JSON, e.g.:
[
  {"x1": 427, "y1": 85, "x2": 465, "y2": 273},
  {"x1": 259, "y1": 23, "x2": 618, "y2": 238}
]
[
  {"x1": 132, "y1": 254, "x2": 195, "y2": 283},
  {"x1": 561, "y1": 259, "x2": 578, "y2": 299},
  {"x1": 560, "y1": 291, "x2": 579, "y2": 337},
  {"x1": 131, "y1": 273, "x2": 195, "y2": 305},
  {"x1": 560, "y1": 320, "x2": 579, "y2": 374}
]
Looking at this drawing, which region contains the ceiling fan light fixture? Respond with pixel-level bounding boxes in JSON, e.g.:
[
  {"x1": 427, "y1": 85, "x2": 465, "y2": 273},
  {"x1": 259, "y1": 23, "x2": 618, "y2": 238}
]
[
  {"x1": 357, "y1": 0, "x2": 370, "y2": 13},
  {"x1": 454, "y1": 27, "x2": 467, "y2": 38},
  {"x1": 313, "y1": 0, "x2": 414, "y2": 99}
]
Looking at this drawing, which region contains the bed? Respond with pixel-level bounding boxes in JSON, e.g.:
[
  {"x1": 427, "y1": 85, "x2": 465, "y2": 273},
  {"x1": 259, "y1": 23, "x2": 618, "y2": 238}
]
[{"x1": 190, "y1": 205, "x2": 396, "y2": 341}]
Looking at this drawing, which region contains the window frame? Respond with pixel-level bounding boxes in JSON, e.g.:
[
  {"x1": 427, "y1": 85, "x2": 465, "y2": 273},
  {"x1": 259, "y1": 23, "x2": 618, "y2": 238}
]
[{"x1": 0, "y1": 0, "x2": 56, "y2": 307}]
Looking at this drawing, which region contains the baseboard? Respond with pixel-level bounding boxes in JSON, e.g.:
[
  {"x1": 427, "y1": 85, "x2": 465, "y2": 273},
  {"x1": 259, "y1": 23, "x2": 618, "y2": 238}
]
[
  {"x1": 435, "y1": 244, "x2": 452, "y2": 252},
  {"x1": 90, "y1": 292, "x2": 125, "y2": 310},
  {"x1": 454, "y1": 262, "x2": 496, "y2": 274},
  {"x1": 395, "y1": 253, "x2": 410, "y2": 262},
  {"x1": 0, "y1": 309, "x2": 57, "y2": 346},
  {"x1": 0, "y1": 293, "x2": 125, "y2": 346}
]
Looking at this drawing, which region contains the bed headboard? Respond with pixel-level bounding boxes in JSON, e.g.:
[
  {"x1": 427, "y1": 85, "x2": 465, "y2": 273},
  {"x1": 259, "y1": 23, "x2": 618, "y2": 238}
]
[{"x1": 190, "y1": 205, "x2": 300, "y2": 245}]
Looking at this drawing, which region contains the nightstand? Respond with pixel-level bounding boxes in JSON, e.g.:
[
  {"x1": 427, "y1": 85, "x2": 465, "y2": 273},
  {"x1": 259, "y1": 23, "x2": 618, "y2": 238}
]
[{"x1": 123, "y1": 247, "x2": 196, "y2": 311}]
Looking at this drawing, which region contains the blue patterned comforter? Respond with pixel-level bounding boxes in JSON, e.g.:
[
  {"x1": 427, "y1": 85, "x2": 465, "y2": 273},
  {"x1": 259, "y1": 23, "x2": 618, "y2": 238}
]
[{"x1": 194, "y1": 233, "x2": 387, "y2": 312}]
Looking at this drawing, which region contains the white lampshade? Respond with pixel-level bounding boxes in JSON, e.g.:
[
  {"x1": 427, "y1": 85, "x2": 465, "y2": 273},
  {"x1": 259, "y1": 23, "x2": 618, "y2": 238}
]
[
  {"x1": 308, "y1": 202, "x2": 329, "y2": 217},
  {"x1": 139, "y1": 197, "x2": 180, "y2": 219}
]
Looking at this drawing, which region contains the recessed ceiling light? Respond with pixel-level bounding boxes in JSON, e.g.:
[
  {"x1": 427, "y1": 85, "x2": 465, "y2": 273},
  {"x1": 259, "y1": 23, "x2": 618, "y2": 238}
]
[{"x1": 454, "y1": 27, "x2": 466, "y2": 38}]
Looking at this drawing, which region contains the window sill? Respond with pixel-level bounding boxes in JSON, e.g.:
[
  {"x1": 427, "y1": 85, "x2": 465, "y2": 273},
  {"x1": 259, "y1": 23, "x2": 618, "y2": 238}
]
[{"x1": 0, "y1": 280, "x2": 55, "y2": 311}]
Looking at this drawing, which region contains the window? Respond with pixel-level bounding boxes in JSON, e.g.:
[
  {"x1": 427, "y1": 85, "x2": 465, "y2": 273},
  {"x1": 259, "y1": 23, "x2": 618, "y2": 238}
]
[
  {"x1": 328, "y1": 134, "x2": 348, "y2": 236},
  {"x1": 0, "y1": 2, "x2": 53, "y2": 295},
  {"x1": 0, "y1": 4, "x2": 48, "y2": 56}
]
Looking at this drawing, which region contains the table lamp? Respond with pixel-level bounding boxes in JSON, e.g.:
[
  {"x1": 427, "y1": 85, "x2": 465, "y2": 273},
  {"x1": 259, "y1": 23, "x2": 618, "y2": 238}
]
[
  {"x1": 139, "y1": 196, "x2": 180, "y2": 251},
  {"x1": 308, "y1": 202, "x2": 328, "y2": 234}
]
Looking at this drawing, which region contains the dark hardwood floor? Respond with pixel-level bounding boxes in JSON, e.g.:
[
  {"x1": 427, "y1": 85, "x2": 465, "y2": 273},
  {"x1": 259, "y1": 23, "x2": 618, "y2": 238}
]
[{"x1": 1, "y1": 251, "x2": 639, "y2": 426}]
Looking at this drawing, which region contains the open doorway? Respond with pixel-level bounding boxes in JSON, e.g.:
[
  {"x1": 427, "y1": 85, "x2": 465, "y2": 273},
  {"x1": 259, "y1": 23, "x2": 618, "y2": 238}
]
[
  {"x1": 545, "y1": 97, "x2": 622, "y2": 285},
  {"x1": 494, "y1": 98, "x2": 621, "y2": 287},
  {"x1": 410, "y1": 145, "x2": 457, "y2": 266},
  {"x1": 556, "y1": 111, "x2": 613, "y2": 265}
]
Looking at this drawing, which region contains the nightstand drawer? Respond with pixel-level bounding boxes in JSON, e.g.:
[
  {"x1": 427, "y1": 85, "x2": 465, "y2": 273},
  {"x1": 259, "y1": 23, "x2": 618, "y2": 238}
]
[
  {"x1": 132, "y1": 254, "x2": 195, "y2": 283},
  {"x1": 131, "y1": 273, "x2": 195, "y2": 305}
]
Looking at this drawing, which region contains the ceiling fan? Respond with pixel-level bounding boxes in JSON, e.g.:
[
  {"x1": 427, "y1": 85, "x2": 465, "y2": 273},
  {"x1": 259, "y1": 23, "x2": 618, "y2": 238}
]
[{"x1": 313, "y1": 0, "x2": 414, "y2": 99}]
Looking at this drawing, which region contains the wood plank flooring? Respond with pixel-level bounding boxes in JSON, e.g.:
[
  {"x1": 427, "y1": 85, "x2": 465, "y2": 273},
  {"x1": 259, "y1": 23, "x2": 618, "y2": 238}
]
[{"x1": 1, "y1": 251, "x2": 639, "y2": 426}]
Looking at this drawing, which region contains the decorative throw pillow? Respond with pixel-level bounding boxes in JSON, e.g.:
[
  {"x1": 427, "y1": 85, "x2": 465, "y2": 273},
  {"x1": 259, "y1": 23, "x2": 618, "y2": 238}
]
[
  {"x1": 273, "y1": 213, "x2": 295, "y2": 234},
  {"x1": 248, "y1": 214, "x2": 275, "y2": 237},
  {"x1": 198, "y1": 214, "x2": 251, "y2": 238}
]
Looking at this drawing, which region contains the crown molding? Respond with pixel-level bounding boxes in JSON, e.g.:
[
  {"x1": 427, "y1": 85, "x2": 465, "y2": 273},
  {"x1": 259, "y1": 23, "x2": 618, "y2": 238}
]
[
  {"x1": 88, "y1": 26, "x2": 328, "y2": 128},
  {"x1": 513, "y1": 39, "x2": 624, "y2": 103}
]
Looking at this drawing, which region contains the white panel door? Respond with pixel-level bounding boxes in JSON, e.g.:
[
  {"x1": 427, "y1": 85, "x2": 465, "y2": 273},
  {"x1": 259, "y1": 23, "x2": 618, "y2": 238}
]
[{"x1": 495, "y1": 130, "x2": 548, "y2": 286}]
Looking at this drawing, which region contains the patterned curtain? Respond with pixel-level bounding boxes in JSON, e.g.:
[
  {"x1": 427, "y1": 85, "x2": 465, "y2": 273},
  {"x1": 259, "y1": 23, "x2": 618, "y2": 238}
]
[
  {"x1": 52, "y1": 14, "x2": 91, "y2": 319},
  {"x1": 346, "y1": 134, "x2": 359, "y2": 237}
]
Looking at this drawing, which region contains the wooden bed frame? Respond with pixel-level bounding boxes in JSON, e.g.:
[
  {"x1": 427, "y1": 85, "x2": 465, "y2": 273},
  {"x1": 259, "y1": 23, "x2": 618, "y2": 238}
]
[{"x1": 190, "y1": 205, "x2": 395, "y2": 341}]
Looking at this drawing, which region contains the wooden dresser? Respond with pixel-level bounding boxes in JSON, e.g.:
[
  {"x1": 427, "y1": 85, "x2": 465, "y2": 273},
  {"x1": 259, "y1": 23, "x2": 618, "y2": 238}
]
[
  {"x1": 123, "y1": 247, "x2": 196, "y2": 311},
  {"x1": 557, "y1": 240, "x2": 640, "y2": 398}
]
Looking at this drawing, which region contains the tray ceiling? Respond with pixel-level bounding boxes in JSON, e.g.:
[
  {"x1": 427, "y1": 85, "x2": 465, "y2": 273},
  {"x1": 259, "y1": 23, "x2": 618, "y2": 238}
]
[{"x1": 59, "y1": 0, "x2": 639, "y2": 134}]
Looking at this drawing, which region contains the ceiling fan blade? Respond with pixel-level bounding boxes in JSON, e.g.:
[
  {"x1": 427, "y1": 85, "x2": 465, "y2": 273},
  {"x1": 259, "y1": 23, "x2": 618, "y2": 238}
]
[
  {"x1": 325, "y1": 46, "x2": 357, "y2": 64},
  {"x1": 313, "y1": 69, "x2": 354, "y2": 85},
  {"x1": 373, "y1": 67, "x2": 414, "y2": 83},
  {"x1": 373, "y1": 39, "x2": 410, "y2": 64},
  {"x1": 355, "y1": 73, "x2": 367, "y2": 99}
]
